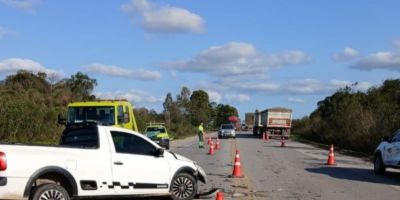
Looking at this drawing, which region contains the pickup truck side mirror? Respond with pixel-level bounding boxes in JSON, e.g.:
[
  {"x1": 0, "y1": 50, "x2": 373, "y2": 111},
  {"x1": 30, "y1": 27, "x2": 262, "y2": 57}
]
[
  {"x1": 154, "y1": 148, "x2": 164, "y2": 157},
  {"x1": 383, "y1": 136, "x2": 390, "y2": 142},
  {"x1": 57, "y1": 114, "x2": 66, "y2": 125}
]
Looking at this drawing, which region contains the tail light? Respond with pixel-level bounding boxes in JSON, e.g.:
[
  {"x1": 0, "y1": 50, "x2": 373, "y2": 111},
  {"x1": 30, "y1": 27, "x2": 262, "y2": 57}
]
[{"x1": 0, "y1": 152, "x2": 6, "y2": 171}]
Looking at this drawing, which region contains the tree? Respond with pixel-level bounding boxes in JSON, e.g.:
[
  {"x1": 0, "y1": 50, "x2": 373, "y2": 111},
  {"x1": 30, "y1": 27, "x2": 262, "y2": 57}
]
[
  {"x1": 66, "y1": 72, "x2": 97, "y2": 101},
  {"x1": 176, "y1": 86, "x2": 191, "y2": 115},
  {"x1": 189, "y1": 90, "x2": 211, "y2": 126},
  {"x1": 215, "y1": 104, "x2": 239, "y2": 126}
]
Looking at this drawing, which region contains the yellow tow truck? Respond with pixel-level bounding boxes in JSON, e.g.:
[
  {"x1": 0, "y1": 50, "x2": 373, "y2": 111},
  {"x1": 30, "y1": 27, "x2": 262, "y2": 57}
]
[{"x1": 58, "y1": 99, "x2": 138, "y2": 132}]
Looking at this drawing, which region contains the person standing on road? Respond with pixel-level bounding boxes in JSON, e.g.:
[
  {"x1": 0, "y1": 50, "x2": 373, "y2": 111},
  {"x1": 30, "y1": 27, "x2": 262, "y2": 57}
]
[{"x1": 198, "y1": 122, "x2": 205, "y2": 148}]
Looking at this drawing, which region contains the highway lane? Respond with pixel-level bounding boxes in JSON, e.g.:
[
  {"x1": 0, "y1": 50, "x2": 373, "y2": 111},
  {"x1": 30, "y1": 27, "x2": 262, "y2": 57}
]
[{"x1": 170, "y1": 131, "x2": 400, "y2": 200}]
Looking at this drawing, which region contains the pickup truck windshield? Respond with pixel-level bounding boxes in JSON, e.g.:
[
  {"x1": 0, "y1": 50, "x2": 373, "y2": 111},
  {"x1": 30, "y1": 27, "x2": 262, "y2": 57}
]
[
  {"x1": 68, "y1": 106, "x2": 115, "y2": 125},
  {"x1": 60, "y1": 128, "x2": 99, "y2": 148},
  {"x1": 221, "y1": 125, "x2": 234, "y2": 129}
]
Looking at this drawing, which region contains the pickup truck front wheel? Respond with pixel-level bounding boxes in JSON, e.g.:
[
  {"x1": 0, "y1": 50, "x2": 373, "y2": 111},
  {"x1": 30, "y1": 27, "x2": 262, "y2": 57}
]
[
  {"x1": 30, "y1": 183, "x2": 70, "y2": 200},
  {"x1": 374, "y1": 154, "x2": 386, "y2": 174},
  {"x1": 171, "y1": 173, "x2": 197, "y2": 200}
]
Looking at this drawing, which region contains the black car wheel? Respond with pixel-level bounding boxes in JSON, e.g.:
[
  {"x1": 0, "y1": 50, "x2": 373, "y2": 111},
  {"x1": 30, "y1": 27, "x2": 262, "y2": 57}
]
[
  {"x1": 30, "y1": 183, "x2": 70, "y2": 200},
  {"x1": 171, "y1": 172, "x2": 197, "y2": 200},
  {"x1": 374, "y1": 153, "x2": 386, "y2": 174}
]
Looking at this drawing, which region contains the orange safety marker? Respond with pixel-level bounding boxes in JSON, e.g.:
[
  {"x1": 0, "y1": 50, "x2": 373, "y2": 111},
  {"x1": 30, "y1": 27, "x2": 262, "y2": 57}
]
[
  {"x1": 327, "y1": 144, "x2": 336, "y2": 165},
  {"x1": 232, "y1": 150, "x2": 244, "y2": 177}
]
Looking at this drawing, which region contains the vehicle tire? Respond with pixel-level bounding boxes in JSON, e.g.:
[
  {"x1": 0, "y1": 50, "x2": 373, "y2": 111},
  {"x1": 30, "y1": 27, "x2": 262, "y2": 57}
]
[
  {"x1": 30, "y1": 183, "x2": 70, "y2": 200},
  {"x1": 218, "y1": 135, "x2": 222, "y2": 139},
  {"x1": 374, "y1": 154, "x2": 386, "y2": 174},
  {"x1": 170, "y1": 172, "x2": 197, "y2": 200},
  {"x1": 166, "y1": 142, "x2": 170, "y2": 150}
]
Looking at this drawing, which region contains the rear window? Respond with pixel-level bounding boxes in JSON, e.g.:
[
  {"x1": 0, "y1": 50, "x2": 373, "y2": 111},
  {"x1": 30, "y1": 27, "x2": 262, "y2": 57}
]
[
  {"x1": 60, "y1": 128, "x2": 99, "y2": 148},
  {"x1": 221, "y1": 124, "x2": 234, "y2": 129}
]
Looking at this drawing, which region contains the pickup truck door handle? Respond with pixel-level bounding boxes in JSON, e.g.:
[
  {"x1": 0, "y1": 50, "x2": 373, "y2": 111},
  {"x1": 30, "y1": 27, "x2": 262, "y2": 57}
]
[{"x1": 113, "y1": 161, "x2": 124, "y2": 165}]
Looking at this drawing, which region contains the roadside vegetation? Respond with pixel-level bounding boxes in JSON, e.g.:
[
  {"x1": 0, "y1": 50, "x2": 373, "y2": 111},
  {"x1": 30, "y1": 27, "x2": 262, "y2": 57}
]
[
  {"x1": 0, "y1": 71, "x2": 238, "y2": 144},
  {"x1": 292, "y1": 80, "x2": 400, "y2": 154}
]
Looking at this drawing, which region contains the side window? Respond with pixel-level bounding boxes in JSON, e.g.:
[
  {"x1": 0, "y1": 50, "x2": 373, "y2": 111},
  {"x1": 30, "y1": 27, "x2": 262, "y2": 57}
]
[
  {"x1": 117, "y1": 106, "x2": 124, "y2": 123},
  {"x1": 124, "y1": 106, "x2": 130, "y2": 123},
  {"x1": 111, "y1": 131, "x2": 156, "y2": 156}
]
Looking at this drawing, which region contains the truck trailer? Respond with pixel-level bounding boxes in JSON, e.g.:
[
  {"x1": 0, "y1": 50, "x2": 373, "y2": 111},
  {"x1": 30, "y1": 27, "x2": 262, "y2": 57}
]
[{"x1": 253, "y1": 107, "x2": 292, "y2": 138}]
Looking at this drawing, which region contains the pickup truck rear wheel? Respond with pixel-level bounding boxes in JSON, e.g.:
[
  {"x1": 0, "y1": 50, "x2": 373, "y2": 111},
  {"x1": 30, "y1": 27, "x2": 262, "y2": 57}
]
[
  {"x1": 171, "y1": 172, "x2": 197, "y2": 200},
  {"x1": 374, "y1": 154, "x2": 386, "y2": 174},
  {"x1": 30, "y1": 183, "x2": 70, "y2": 200}
]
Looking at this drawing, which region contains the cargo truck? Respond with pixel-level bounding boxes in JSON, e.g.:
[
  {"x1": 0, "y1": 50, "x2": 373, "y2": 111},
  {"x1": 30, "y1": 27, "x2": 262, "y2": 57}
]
[{"x1": 253, "y1": 107, "x2": 292, "y2": 138}]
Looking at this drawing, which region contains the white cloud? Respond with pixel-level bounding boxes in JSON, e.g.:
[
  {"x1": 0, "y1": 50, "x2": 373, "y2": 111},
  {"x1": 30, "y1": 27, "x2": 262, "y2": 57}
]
[
  {"x1": 393, "y1": 39, "x2": 400, "y2": 49},
  {"x1": 0, "y1": 58, "x2": 63, "y2": 76},
  {"x1": 95, "y1": 89, "x2": 163, "y2": 108},
  {"x1": 333, "y1": 47, "x2": 359, "y2": 61},
  {"x1": 202, "y1": 78, "x2": 373, "y2": 97},
  {"x1": 288, "y1": 97, "x2": 305, "y2": 103},
  {"x1": 85, "y1": 63, "x2": 161, "y2": 81},
  {"x1": 225, "y1": 94, "x2": 250, "y2": 103},
  {"x1": 206, "y1": 90, "x2": 221, "y2": 103},
  {"x1": 351, "y1": 51, "x2": 400, "y2": 71},
  {"x1": 0, "y1": 0, "x2": 41, "y2": 12},
  {"x1": 329, "y1": 79, "x2": 373, "y2": 91},
  {"x1": 165, "y1": 42, "x2": 309, "y2": 76},
  {"x1": 121, "y1": 0, "x2": 204, "y2": 34}
]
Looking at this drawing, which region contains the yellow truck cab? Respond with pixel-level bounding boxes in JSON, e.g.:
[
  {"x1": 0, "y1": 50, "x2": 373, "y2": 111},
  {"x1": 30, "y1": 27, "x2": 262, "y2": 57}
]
[{"x1": 60, "y1": 100, "x2": 138, "y2": 132}]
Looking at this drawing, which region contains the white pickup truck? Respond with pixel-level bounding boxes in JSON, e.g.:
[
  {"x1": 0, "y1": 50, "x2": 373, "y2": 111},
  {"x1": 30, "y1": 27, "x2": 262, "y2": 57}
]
[
  {"x1": 374, "y1": 129, "x2": 400, "y2": 174},
  {"x1": 0, "y1": 123, "x2": 207, "y2": 200}
]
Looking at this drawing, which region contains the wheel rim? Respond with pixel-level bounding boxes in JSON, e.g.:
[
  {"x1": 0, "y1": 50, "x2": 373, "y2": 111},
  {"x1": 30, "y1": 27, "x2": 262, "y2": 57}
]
[
  {"x1": 39, "y1": 189, "x2": 66, "y2": 200},
  {"x1": 172, "y1": 176, "x2": 194, "y2": 199}
]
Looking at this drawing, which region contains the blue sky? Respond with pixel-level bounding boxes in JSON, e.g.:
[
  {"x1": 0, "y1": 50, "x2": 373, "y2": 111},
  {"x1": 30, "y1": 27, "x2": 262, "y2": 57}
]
[{"x1": 1, "y1": 0, "x2": 400, "y2": 119}]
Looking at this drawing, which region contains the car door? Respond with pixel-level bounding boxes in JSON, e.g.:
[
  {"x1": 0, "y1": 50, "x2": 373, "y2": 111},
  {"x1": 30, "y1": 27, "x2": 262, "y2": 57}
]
[
  {"x1": 109, "y1": 130, "x2": 171, "y2": 195},
  {"x1": 387, "y1": 131, "x2": 400, "y2": 165}
]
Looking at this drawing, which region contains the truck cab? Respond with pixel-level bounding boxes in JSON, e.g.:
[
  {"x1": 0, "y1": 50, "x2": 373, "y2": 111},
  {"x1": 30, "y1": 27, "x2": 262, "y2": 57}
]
[{"x1": 59, "y1": 100, "x2": 138, "y2": 132}]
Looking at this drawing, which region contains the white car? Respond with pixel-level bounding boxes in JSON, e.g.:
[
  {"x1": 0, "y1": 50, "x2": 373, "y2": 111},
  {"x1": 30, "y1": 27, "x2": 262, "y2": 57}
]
[
  {"x1": 218, "y1": 124, "x2": 236, "y2": 139},
  {"x1": 374, "y1": 129, "x2": 400, "y2": 174},
  {"x1": 0, "y1": 123, "x2": 207, "y2": 200}
]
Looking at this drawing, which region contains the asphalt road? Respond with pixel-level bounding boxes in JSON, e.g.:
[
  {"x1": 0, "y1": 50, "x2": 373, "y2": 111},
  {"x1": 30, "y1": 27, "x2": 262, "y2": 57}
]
[{"x1": 170, "y1": 131, "x2": 400, "y2": 200}]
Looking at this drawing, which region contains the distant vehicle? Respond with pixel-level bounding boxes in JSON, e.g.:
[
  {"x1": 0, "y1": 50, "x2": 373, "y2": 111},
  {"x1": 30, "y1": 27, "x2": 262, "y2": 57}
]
[
  {"x1": 0, "y1": 124, "x2": 207, "y2": 200},
  {"x1": 374, "y1": 129, "x2": 400, "y2": 174},
  {"x1": 218, "y1": 124, "x2": 236, "y2": 139},
  {"x1": 145, "y1": 123, "x2": 170, "y2": 150},
  {"x1": 58, "y1": 100, "x2": 138, "y2": 132},
  {"x1": 253, "y1": 107, "x2": 292, "y2": 138},
  {"x1": 245, "y1": 113, "x2": 254, "y2": 130}
]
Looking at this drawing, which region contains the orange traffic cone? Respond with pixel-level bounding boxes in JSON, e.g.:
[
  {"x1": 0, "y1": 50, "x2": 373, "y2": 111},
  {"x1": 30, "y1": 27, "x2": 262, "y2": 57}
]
[
  {"x1": 326, "y1": 144, "x2": 336, "y2": 165},
  {"x1": 209, "y1": 141, "x2": 215, "y2": 155},
  {"x1": 232, "y1": 150, "x2": 244, "y2": 177},
  {"x1": 215, "y1": 191, "x2": 224, "y2": 200},
  {"x1": 207, "y1": 136, "x2": 211, "y2": 145},
  {"x1": 216, "y1": 138, "x2": 221, "y2": 150},
  {"x1": 262, "y1": 132, "x2": 266, "y2": 141},
  {"x1": 280, "y1": 136, "x2": 286, "y2": 147}
]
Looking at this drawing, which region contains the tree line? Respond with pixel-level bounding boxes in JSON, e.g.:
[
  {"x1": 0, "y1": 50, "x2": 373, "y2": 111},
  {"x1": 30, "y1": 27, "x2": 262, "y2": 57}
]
[
  {"x1": 135, "y1": 86, "x2": 239, "y2": 138},
  {"x1": 0, "y1": 71, "x2": 238, "y2": 144},
  {"x1": 292, "y1": 80, "x2": 400, "y2": 154}
]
